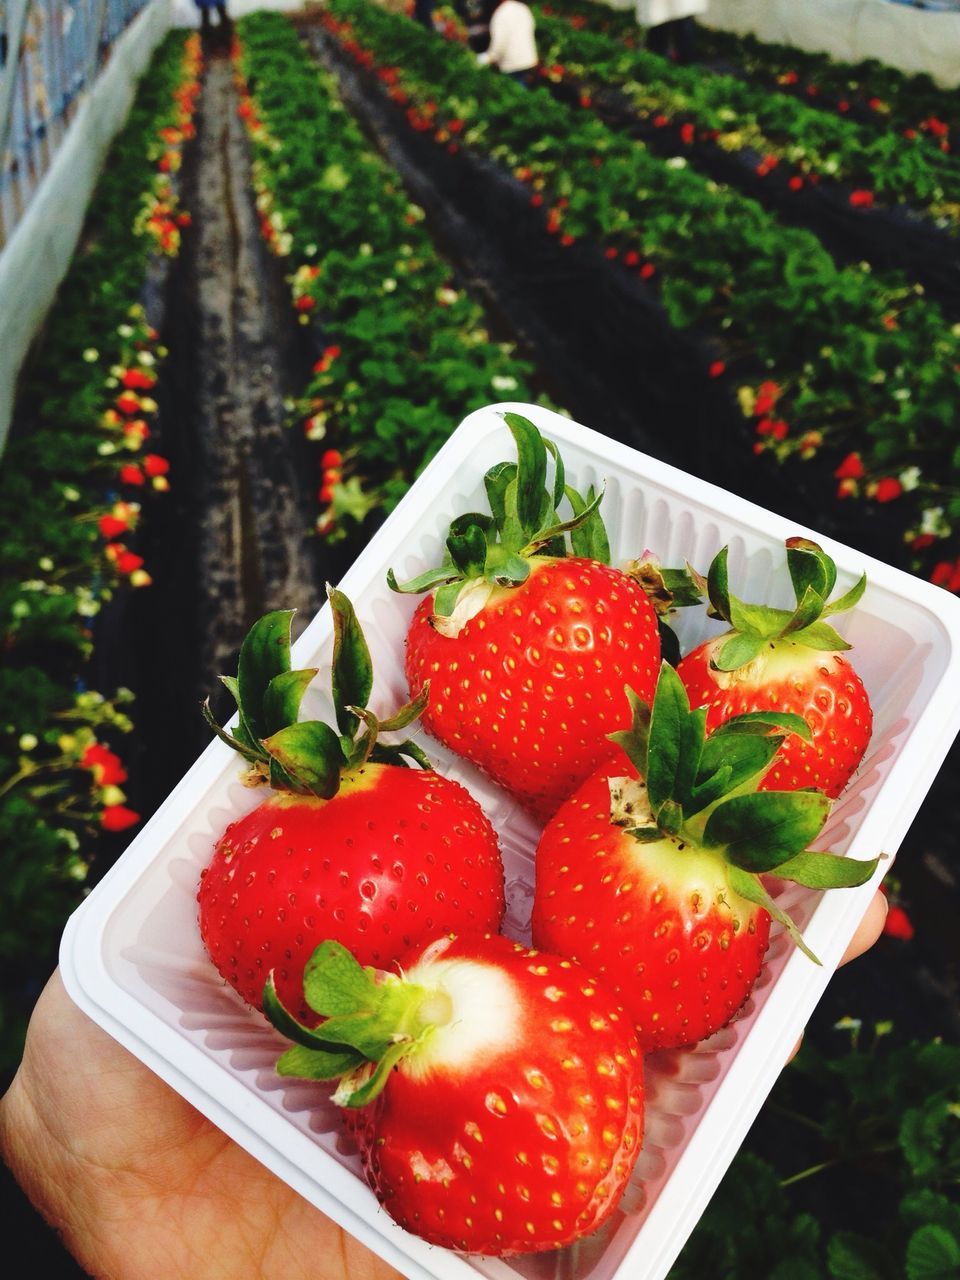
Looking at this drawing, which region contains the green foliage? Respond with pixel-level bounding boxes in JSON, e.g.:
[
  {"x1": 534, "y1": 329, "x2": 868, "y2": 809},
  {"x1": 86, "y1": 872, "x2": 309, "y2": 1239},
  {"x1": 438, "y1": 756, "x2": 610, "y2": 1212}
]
[
  {"x1": 236, "y1": 13, "x2": 548, "y2": 539},
  {"x1": 669, "y1": 1024, "x2": 960, "y2": 1279},
  {"x1": 321, "y1": 0, "x2": 960, "y2": 578},
  {"x1": 0, "y1": 32, "x2": 193, "y2": 1078}
]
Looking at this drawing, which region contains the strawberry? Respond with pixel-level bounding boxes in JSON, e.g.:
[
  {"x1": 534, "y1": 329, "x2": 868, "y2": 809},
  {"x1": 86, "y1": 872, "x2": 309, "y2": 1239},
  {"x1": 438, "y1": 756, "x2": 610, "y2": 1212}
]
[
  {"x1": 676, "y1": 538, "x2": 872, "y2": 799},
  {"x1": 197, "y1": 593, "x2": 505, "y2": 1018},
  {"x1": 390, "y1": 413, "x2": 661, "y2": 822},
  {"x1": 532, "y1": 662, "x2": 880, "y2": 1052},
  {"x1": 263, "y1": 933, "x2": 644, "y2": 1254}
]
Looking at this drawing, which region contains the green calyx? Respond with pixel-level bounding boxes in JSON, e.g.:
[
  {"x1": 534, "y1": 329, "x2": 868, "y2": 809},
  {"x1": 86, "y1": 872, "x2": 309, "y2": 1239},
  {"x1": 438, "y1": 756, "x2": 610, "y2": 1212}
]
[
  {"x1": 387, "y1": 412, "x2": 610, "y2": 624},
  {"x1": 693, "y1": 538, "x2": 867, "y2": 672},
  {"x1": 202, "y1": 589, "x2": 431, "y2": 798},
  {"x1": 263, "y1": 939, "x2": 448, "y2": 1106},
  {"x1": 608, "y1": 663, "x2": 880, "y2": 961}
]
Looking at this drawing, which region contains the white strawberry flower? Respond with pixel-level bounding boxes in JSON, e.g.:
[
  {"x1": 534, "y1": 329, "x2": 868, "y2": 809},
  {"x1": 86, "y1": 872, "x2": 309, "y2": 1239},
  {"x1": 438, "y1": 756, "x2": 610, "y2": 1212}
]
[{"x1": 898, "y1": 466, "x2": 921, "y2": 491}]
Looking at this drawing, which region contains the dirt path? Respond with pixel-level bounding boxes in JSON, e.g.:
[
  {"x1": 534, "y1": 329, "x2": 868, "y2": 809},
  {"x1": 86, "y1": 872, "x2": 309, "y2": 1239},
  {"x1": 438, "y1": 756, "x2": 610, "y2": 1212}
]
[{"x1": 187, "y1": 50, "x2": 324, "y2": 689}]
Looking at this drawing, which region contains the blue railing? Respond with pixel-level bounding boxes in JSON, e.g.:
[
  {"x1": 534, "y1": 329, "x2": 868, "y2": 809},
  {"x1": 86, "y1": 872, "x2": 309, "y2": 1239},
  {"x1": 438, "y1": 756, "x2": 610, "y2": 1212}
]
[{"x1": 0, "y1": 0, "x2": 153, "y2": 246}]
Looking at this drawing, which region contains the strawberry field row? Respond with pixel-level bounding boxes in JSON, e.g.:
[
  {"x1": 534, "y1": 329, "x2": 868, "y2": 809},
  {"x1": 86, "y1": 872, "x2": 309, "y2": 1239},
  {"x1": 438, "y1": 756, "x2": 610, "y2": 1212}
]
[
  {"x1": 535, "y1": 9, "x2": 960, "y2": 239},
  {"x1": 544, "y1": 0, "x2": 960, "y2": 156},
  {"x1": 319, "y1": 0, "x2": 960, "y2": 589},
  {"x1": 234, "y1": 12, "x2": 548, "y2": 543},
  {"x1": 0, "y1": 32, "x2": 200, "y2": 1073}
]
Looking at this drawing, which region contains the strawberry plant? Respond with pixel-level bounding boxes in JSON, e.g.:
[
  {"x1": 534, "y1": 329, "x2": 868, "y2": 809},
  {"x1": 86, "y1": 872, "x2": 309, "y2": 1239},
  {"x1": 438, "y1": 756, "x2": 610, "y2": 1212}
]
[
  {"x1": 0, "y1": 32, "x2": 199, "y2": 1075},
  {"x1": 533, "y1": 660, "x2": 879, "y2": 1051},
  {"x1": 390, "y1": 413, "x2": 661, "y2": 820},
  {"x1": 317, "y1": 0, "x2": 960, "y2": 587},
  {"x1": 263, "y1": 932, "x2": 644, "y2": 1253},
  {"x1": 234, "y1": 13, "x2": 549, "y2": 542},
  {"x1": 198, "y1": 594, "x2": 505, "y2": 1017}
]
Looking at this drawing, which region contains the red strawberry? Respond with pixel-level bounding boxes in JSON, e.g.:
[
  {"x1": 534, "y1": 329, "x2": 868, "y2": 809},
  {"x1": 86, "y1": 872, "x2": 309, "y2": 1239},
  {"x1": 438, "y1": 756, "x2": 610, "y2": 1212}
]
[
  {"x1": 676, "y1": 539, "x2": 872, "y2": 799},
  {"x1": 197, "y1": 594, "x2": 505, "y2": 1018},
  {"x1": 390, "y1": 413, "x2": 660, "y2": 821},
  {"x1": 264, "y1": 933, "x2": 644, "y2": 1254},
  {"x1": 532, "y1": 663, "x2": 879, "y2": 1052}
]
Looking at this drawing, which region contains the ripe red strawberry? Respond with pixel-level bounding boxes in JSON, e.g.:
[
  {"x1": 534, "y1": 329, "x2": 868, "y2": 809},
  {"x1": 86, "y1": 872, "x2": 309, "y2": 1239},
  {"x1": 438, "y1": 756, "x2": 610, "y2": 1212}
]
[
  {"x1": 532, "y1": 663, "x2": 879, "y2": 1052},
  {"x1": 264, "y1": 933, "x2": 644, "y2": 1254},
  {"x1": 391, "y1": 413, "x2": 660, "y2": 822},
  {"x1": 197, "y1": 593, "x2": 505, "y2": 1018},
  {"x1": 676, "y1": 538, "x2": 873, "y2": 799}
]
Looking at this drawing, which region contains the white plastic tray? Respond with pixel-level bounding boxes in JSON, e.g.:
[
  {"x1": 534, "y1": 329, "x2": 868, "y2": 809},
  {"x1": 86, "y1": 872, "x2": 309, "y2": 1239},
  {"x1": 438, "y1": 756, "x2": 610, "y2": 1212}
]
[{"x1": 60, "y1": 402, "x2": 960, "y2": 1280}]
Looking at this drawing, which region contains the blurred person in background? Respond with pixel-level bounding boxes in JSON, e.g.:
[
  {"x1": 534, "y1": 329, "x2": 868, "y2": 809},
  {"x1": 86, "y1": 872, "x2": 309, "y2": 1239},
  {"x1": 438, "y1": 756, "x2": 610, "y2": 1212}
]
[
  {"x1": 637, "y1": 0, "x2": 708, "y2": 64},
  {"x1": 477, "y1": 0, "x2": 539, "y2": 86}
]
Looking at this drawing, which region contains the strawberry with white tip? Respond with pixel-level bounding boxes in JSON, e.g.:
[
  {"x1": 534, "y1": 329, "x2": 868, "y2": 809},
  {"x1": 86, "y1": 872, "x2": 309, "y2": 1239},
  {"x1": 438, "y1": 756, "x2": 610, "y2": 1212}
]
[{"x1": 264, "y1": 933, "x2": 644, "y2": 1255}]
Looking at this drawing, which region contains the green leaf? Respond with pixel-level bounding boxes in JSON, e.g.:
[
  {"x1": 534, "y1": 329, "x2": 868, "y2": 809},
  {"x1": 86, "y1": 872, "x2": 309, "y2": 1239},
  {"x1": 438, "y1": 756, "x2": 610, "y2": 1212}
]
[
  {"x1": 692, "y1": 734, "x2": 783, "y2": 812},
  {"x1": 826, "y1": 1231, "x2": 892, "y2": 1280},
  {"x1": 376, "y1": 684, "x2": 429, "y2": 733},
  {"x1": 823, "y1": 573, "x2": 867, "y2": 619},
  {"x1": 523, "y1": 485, "x2": 606, "y2": 556},
  {"x1": 790, "y1": 620, "x2": 853, "y2": 652},
  {"x1": 201, "y1": 697, "x2": 264, "y2": 764},
  {"x1": 218, "y1": 675, "x2": 260, "y2": 753},
  {"x1": 237, "y1": 610, "x2": 295, "y2": 741},
  {"x1": 727, "y1": 865, "x2": 820, "y2": 963},
  {"x1": 447, "y1": 524, "x2": 489, "y2": 578},
  {"x1": 727, "y1": 599, "x2": 793, "y2": 639},
  {"x1": 706, "y1": 545, "x2": 732, "y2": 620},
  {"x1": 544, "y1": 436, "x2": 566, "y2": 512},
  {"x1": 781, "y1": 585, "x2": 828, "y2": 636},
  {"x1": 786, "y1": 538, "x2": 837, "y2": 604},
  {"x1": 276, "y1": 1042, "x2": 365, "y2": 1080},
  {"x1": 330, "y1": 588, "x2": 373, "y2": 739},
  {"x1": 339, "y1": 1038, "x2": 418, "y2": 1107},
  {"x1": 386, "y1": 564, "x2": 460, "y2": 595},
  {"x1": 905, "y1": 1224, "x2": 960, "y2": 1278},
  {"x1": 711, "y1": 710, "x2": 813, "y2": 743},
  {"x1": 566, "y1": 483, "x2": 611, "y2": 564},
  {"x1": 504, "y1": 412, "x2": 549, "y2": 537},
  {"x1": 302, "y1": 939, "x2": 378, "y2": 1016},
  {"x1": 608, "y1": 687, "x2": 652, "y2": 775},
  {"x1": 703, "y1": 791, "x2": 831, "y2": 872},
  {"x1": 262, "y1": 721, "x2": 345, "y2": 797},
  {"x1": 262, "y1": 668, "x2": 318, "y2": 737},
  {"x1": 774, "y1": 849, "x2": 881, "y2": 889},
  {"x1": 645, "y1": 663, "x2": 692, "y2": 810},
  {"x1": 484, "y1": 460, "x2": 516, "y2": 530},
  {"x1": 714, "y1": 630, "x2": 765, "y2": 671}
]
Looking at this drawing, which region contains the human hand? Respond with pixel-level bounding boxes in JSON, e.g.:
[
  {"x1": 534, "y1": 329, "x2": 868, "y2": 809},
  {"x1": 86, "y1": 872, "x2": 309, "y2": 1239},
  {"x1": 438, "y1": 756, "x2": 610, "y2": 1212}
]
[{"x1": 0, "y1": 969, "x2": 404, "y2": 1280}]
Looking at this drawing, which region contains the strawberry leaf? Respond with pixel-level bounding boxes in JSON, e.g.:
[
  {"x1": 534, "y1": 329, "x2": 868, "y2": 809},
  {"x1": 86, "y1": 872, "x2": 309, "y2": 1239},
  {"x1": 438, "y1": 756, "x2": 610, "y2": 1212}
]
[
  {"x1": 714, "y1": 630, "x2": 765, "y2": 670},
  {"x1": 608, "y1": 687, "x2": 651, "y2": 775},
  {"x1": 504, "y1": 411, "x2": 551, "y2": 537},
  {"x1": 780, "y1": 585, "x2": 828, "y2": 636},
  {"x1": 302, "y1": 939, "x2": 378, "y2": 1016},
  {"x1": 238, "y1": 609, "x2": 295, "y2": 741},
  {"x1": 702, "y1": 791, "x2": 831, "y2": 872},
  {"x1": 336, "y1": 1039, "x2": 419, "y2": 1108},
  {"x1": 823, "y1": 572, "x2": 867, "y2": 618},
  {"x1": 786, "y1": 538, "x2": 837, "y2": 602},
  {"x1": 645, "y1": 662, "x2": 690, "y2": 809},
  {"x1": 774, "y1": 848, "x2": 882, "y2": 889},
  {"x1": 726, "y1": 865, "x2": 821, "y2": 963},
  {"x1": 789, "y1": 620, "x2": 853, "y2": 652},
  {"x1": 386, "y1": 564, "x2": 460, "y2": 595},
  {"x1": 263, "y1": 668, "x2": 318, "y2": 737},
  {"x1": 218, "y1": 675, "x2": 260, "y2": 753},
  {"x1": 692, "y1": 734, "x2": 783, "y2": 812},
  {"x1": 710, "y1": 711, "x2": 813, "y2": 742},
  {"x1": 262, "y1": 721, "x2": 345, "y2": 797},
  {"x1": 330, "y1": 588, "x2": 373, "y2": 739},
  {"x1": 484, "y1": 461, "x2": 516, "y2": 529},
  {"x1": 201, "y1": 697, "x2": 263, "y2": 764},
  {"x1": 276, "y1": 1043, "x2": 366, "y2": 1080}
]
